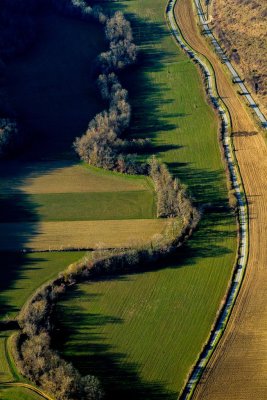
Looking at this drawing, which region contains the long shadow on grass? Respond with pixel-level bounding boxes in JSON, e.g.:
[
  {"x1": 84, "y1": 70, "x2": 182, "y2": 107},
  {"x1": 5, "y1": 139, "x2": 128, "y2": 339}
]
[
  {"x1": 0, "y1": 7, "x2": 108, "y2": 319},
  {"x1": 167, "y1": 162, "x2": 230, "y2": 206},
  {"x1": 55, "y1": 289, "x2": 178, "y2": 400},
  {"x1": 99, "y1": 1, "x2": 185, "y2": 150},
  {"x1": 53, "y1": 206, "x2": 235, "y2": 400},
  {"x1": 0, "y1": 1, "x2": 184, "y2": 321}
]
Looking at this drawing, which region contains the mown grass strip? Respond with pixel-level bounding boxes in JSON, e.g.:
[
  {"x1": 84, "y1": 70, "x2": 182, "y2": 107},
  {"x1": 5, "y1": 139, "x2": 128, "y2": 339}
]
[
  {"x1": 0, "y1": 191, "x2": 156, "y2": 223},
  {"x1": 0, "y1": 162, "x2": 152, "y2": 195},
  {"x1": 0, "y1": 219, "x2": 168, "y2": 252}
]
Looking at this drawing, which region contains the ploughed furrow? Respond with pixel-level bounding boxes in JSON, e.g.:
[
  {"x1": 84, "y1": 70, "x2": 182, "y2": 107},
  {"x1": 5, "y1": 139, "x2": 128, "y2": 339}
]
[{"x1": 175, "y1": 0, "x2": 267, "y2": 399}]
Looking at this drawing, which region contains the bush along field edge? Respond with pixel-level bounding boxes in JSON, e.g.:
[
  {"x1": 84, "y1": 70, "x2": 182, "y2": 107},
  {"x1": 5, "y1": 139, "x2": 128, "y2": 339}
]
[
  {"x1": 10, "y1": 209, "x2": 199, "y2": 400},
  {"x1": 1, "y1": 1, "x2": 200, "y2": 399},
  {"x1": 166, "y1": 0, "x2": 249, "y2": 398}
]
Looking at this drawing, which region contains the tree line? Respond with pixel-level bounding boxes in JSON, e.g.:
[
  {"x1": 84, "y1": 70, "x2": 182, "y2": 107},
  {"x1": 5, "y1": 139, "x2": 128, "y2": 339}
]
[
  {"x1": 73, "y1": 7, "x2": 142, "y2": 175},
  {"x1": 71, "y1": 4, "x2": 195, "y2": 219},
  {"x1": 14, "y1": 202, "x2": 199, "y2": 400},
  {"x1": 3, "y1": 2, "x2": 200, "y2": 398}
]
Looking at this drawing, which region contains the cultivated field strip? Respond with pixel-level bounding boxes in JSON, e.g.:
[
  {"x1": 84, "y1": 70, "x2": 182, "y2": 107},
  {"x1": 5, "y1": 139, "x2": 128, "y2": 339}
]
[
  {"x1": 173, "y1": 0, "x2": 267, "y2": 399},
  {"x1": 0, "y1": 219, "x2": 168, "y2": 251},
  {"x1": 0, "y1": 162, "x2": 152, "y2": 194},
  {"x1": 167, "y1": 1, "x2": 248, "y2": 398}
]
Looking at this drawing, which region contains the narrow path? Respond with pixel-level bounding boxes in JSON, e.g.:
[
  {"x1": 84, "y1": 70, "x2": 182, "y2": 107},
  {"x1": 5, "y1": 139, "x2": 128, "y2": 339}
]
[
  {"x1": 1, "y1": 335, "x2": 55, "y2": 400},
  {"x1": 2, "y1": 382, "x2": 54, "y2": 400},
  {"x1": 171, "y1": 0, "x2": 267, "y2": 399}
]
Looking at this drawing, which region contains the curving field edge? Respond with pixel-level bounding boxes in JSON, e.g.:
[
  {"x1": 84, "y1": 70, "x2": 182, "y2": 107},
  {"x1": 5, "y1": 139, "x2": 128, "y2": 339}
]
[
  {"x1": 0, "y1": 335, "x2": 55, "y2": 400},
  {"x1": 166, "y1": 0, "x2": 249, "y2": 398}
]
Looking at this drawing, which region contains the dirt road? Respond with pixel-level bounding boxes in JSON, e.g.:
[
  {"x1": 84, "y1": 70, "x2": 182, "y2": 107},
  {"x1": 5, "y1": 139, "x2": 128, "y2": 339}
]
[{"x1": 175, "y1": 0, "x2": 267, "y2": 398}]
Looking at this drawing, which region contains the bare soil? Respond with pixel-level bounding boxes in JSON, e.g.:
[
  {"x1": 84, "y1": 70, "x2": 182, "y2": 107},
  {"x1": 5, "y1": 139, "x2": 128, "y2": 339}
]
[
  {"x1": 175, "y1": 0, "x2": 267, "y2": 398},
  {"x1": 211, "y1": 0, "x2": 267, "y2": 115}
]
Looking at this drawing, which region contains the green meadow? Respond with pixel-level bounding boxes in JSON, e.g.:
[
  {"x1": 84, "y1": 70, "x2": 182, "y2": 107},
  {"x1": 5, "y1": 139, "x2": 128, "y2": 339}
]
[
  {"x1": 0, "y1": 1, "x2": 237, "y2": 399},
  {"x1": 54, "y1": 0, "x2": 237, "y2": 398}
]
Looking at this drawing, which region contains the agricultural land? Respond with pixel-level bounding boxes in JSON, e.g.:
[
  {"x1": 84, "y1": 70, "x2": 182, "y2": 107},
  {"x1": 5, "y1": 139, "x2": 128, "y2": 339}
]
[
  {"x1": 2, "y1": 0, "x2": 266, "y2": 398},
  {"x1": 210, "y1": 0, "x2": 267, "y2": 114},
  {"x1": 53, "y1": 0, "x2": 237, "y2": 398},
  {"x1": 174, "y1": 0, "x2": 267, "y2": 398}
]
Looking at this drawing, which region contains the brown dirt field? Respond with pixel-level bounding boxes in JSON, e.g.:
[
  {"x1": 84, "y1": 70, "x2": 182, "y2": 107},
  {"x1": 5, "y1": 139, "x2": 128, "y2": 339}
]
[
  {"x1": 211, "y1": 0, "x2": 267, "y2": 115},
  {"x1": 0, "y1": 219, "x2": 168, "y2": 251},
  {"x1": 175, "y1": 0, "x2": 267, "y2": 398}
]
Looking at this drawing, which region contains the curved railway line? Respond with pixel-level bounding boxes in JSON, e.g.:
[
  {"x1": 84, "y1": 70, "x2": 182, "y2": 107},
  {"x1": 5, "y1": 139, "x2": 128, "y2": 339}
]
[{"x1": 168, "y1": 0, "x2": 267, "y2": 398}]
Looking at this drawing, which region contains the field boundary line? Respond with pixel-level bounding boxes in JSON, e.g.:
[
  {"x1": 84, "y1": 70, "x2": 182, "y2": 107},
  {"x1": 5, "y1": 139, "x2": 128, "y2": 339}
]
[
  {"x1": 1, "y1": 334, "x2": 55, "y2": 400},
  {"x1": 166, "y1": 1, "x2": 249, "y2": 398},
  {"x1": 1, "y1": 382, "x2": 54, "y2": 400}
]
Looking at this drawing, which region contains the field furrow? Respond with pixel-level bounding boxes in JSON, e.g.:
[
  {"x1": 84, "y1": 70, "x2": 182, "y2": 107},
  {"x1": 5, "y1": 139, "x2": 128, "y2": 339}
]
[{"x1": 174, "y1": 0, "x2": 267, "y2": 398}]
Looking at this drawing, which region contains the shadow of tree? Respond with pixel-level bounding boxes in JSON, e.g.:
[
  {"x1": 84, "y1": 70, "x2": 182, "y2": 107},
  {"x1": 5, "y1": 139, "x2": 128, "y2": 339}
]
[
  {"x1": 55, "y1": 288, "x2": 178, "y2": 400},
  {"x1": 0, "y1": 2, "x2": 182, "y2": 322},
  {"x1": 0, "y1": 3, "x2": 237, "y2": 399},
  {"x1": 0, "y1": 8, "x2": 108, "y2": 319}
]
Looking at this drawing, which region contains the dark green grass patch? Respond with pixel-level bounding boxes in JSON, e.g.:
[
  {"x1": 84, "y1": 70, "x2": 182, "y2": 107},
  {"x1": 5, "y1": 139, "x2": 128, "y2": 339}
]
[
  {"x1": 0, "y1": 252, "x2": 85, "y2": 320},
  {"x1": 6, "y1": 13, "x2": 106, "y2": 160}
]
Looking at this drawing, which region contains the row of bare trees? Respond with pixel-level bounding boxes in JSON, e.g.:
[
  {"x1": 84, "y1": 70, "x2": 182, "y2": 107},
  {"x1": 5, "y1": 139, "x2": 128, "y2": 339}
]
[
  {"x1": 74, "y1": 73, "x2": 147, "y2": 174},
  {"x1": 8, "y1": 3, "x2": 199, "y2": 398},
  {"x1": 14, "y1": 199, "x2": 199, "y2": 398},
  {"x1": 14, "y1": 275, "x2": 103, "y2": 400},
  {"x1": 149, "y1": 156, "x2": 194, "y2": 222},
  {"x1": 72, "y1": 7, "x2": 144, "y2": 174}
]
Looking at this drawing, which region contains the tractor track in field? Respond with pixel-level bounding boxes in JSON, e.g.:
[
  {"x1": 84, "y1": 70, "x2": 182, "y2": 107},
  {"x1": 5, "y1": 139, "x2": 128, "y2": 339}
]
[
  {"x1": 1, "y1": 336, "x2": 54, "y2": 400},
  {"x1": 168, "y1": 0, "x2": 267, "y2": 399},
  {"x1": 1, "y1": 382, "x2": 54, "y2": 400}
]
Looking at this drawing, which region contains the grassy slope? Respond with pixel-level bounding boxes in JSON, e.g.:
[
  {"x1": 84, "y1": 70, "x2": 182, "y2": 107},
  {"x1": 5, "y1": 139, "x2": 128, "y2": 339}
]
[
  {"x1": 211, "y1": 0, "x2": 267, "y2": 114},
  {"x1": 55, "y1": 0, "x2": 237, "y2": 398}
]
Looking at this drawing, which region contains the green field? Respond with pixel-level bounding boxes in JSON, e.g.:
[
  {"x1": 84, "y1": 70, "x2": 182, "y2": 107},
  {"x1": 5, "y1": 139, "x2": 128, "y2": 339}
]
[
  {"x1": 0, "y1": 334, "x2": 13, "y2": 383},
  {"x1": 0, "y1": 191, "x2": 155, "y2": 222},
  {"x1": 54, "y1": 0, "x2": 237, "y2": 398},
  {"x1": 0, "y1": 10, "x2": 160, "y2": 253},
  {"x1": 0, "y1": 252, "x2": 85, "y2": 320},
  {"x1": 0, "y1": 387, "x2": 43, "y2": 400},
  {"x1": 0, "y1": 1, "x2": 237, "y2": 399}
]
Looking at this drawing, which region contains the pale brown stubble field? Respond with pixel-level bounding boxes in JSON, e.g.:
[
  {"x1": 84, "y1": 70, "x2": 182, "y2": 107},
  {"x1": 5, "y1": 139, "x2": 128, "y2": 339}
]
[{"x1": 175, "y1": 0, "x2": 267, "y2": 398}]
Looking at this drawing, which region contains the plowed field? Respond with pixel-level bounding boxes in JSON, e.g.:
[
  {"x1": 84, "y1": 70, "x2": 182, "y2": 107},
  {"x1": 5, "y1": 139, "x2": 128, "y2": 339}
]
[{"x1": 175, "y1": 0, "x2": 267, "y2": 398}]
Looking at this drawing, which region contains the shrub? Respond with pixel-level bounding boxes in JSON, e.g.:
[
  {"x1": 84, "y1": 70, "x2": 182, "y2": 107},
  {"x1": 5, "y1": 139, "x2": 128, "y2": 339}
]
[{"x1": 0, "y1": 118, "x2": 19, "y2": 157}]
